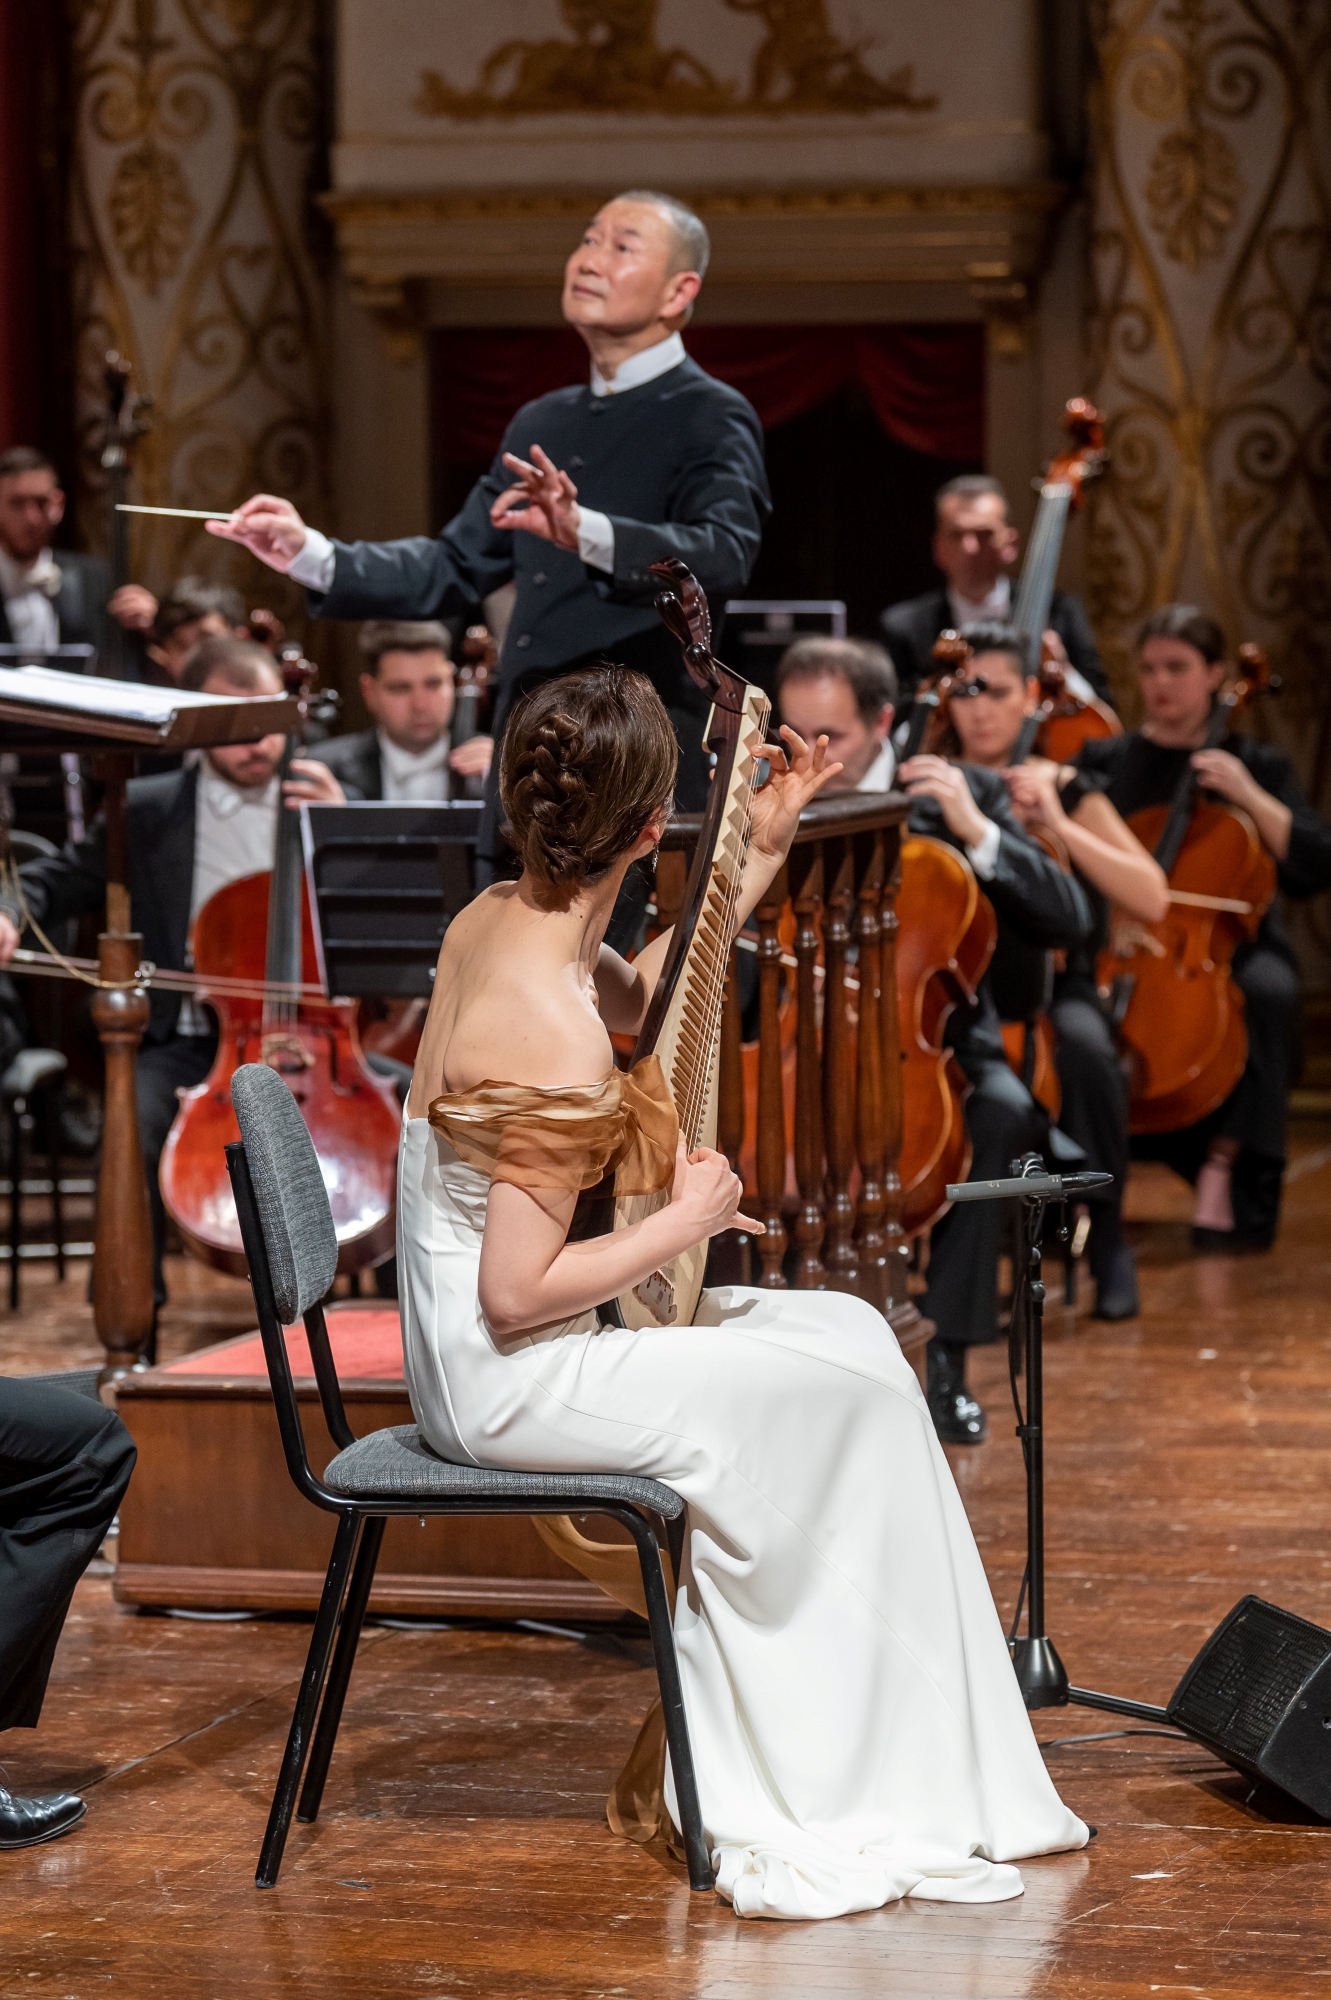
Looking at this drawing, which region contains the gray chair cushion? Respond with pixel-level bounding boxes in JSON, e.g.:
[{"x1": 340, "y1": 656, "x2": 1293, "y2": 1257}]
[
  {"x1": 324, "y1": 1424, "x2": 683, "y2": 1518},
  {"x1": 1, "y1": 1047, "x2": 67, "y2": 1100},
  {"x1": 231, "y1": 1064, "x2": 338, "y2": 1324}
]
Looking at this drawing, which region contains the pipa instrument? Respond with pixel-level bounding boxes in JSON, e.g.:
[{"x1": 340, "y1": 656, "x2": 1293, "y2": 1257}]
[{"x1": 613, "y1": 560, "x2": 771, "y2": 1328}]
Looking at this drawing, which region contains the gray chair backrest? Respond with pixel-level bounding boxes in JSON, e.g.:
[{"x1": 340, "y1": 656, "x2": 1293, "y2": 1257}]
[{"x1": 231, "y1": 1064, "x2": 337, "y2": 1323}]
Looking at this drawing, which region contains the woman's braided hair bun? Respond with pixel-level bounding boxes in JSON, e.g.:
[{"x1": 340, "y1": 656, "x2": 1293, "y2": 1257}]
[{"x1": 500, "y1": 668, "x2": 678, "y2": 902}]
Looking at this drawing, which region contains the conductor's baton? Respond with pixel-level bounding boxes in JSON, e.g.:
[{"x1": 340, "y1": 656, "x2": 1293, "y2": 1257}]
[{"x1": 944, "y1": 1170, "x2": 1115, "y2": 1203}]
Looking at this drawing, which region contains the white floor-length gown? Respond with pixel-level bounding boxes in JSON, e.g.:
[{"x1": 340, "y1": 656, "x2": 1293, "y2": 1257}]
[{"x1": 397, "y1": 1097, "x2": 1087, "y2": 1922}]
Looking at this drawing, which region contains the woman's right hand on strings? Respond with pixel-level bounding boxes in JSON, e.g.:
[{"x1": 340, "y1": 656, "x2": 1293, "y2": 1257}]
[
  {"x1": 205, "y1": 494, "x2": 309, "y2": 572},
  {"x1": 670, "y1": 1143, "x2": 763, "y2": 1240}
]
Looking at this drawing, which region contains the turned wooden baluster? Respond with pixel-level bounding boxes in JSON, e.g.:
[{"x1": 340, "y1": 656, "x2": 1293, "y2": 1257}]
[
  {"x1": 716, "y1": 953, "x2": 751, "y2": 1286},
  {"x1": 754, "y1": 875, "x2": 788, "y2": 1285},
  {"x1": 787, "y1": 842, "x2": 826, "y2": 1287},
  {"x1": 821, "y1": 834, "x2": 859, "y2": 1288},
  {"x1": 877, "y1": 830, "x2": 912, "y2": 1322},
  {"x1": 91, "y1": 753, "x2": 154, "y2": 1378},
  {"x1": 852, "y1": 827, "x2": 887, "y2": 1310}
]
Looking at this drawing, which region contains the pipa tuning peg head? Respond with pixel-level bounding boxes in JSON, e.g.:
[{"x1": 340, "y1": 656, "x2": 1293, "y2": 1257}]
[{"x1": 652, "y1": 558, "x2": 721, "y2": 697}]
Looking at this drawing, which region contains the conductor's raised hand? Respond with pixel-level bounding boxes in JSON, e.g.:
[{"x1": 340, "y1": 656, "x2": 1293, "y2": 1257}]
[
  {"x1": 206, "y1": 494, "x2": 309, "y2": 573},
  {"x1": 749, "y1": 725, "x2": 843, "y2": 865},
  {"x1": 489, "y1": 444, "x2": 581, "y2": 550},
  {"x1": 670, "y1": 1142, "x2": 763, "y2": 1241}
]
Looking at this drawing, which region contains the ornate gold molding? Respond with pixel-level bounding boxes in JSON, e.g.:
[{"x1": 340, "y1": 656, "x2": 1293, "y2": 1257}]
[
  {"x1": 414, "y1": 0, "x2": 936, "y2": 122},
  {"x1": 320, "y1": 183, "x2": 1068, "y2": 227},
  {"x1": 1085, "y1": 0, "x2": 1331, "y2": 969},
  {"x1": 68, "y1": 0, "x2": 330, "y2": 605}
]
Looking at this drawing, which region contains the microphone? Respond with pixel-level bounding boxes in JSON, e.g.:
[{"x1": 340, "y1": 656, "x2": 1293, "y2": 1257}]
[{"x1": 945, "y1": 1170, "x2": 1114, "y2": 1203}]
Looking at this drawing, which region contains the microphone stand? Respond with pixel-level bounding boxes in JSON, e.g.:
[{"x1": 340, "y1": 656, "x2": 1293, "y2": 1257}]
[{"x1": 946, "y1": 1155, "x2": 1170, "y2": 1723}]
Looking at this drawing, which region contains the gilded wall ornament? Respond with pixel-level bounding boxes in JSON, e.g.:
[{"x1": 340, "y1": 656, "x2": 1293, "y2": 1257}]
[
  {"x1": 417, "y1": 0, "x2": 936, "y2": 120},
  {"x1": 69, "y1": 0, "x2": 329, "y2": 616},
  {"x1": 1144, "y1": 122, "x2": 1241, "y2": 267},
  {"x1": 1085, "y1": 0, "x2": 1331, "y2": 972}
]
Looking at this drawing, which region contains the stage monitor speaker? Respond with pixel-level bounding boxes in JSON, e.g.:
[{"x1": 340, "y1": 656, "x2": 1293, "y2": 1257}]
[{"x1": 1167, "y1": 1595, "x2": 1331, "y2": 1818}]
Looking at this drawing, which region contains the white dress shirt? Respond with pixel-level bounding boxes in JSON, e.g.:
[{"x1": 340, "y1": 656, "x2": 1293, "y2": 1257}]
[
  {"x1": 0, "y1": 545, "x2": 61, "y2": 653},
  {"x1": 178, "y1": 763, "x2": 281, "y2": 1034},
  {"x1": 947, "y1": 575, "x2": 1011, "y2": 630},
  {"x1": 288, "y1": 333, "x2": 689, "y2": 595},
  {"x1": 854, "y1": 740, "x2": 897, "y2": 794},
  {"x1": 378, "y1": 729, "x2": 451, "y2": 803}
]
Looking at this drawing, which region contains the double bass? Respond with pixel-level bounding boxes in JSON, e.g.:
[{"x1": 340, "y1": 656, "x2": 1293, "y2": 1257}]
[
  {"x1": 1011, "y1": 397, "x2": 1122, "y2": 764},
  {"x1": 160, "y1": 654, "x2": 401, "y2": 1275},
  {"x1": 1096, "y1": 644, "x2": 1280, "y2": 1135},
  {"x1": 895, "y1": 632, "x2": 998, "y2": 1235}
]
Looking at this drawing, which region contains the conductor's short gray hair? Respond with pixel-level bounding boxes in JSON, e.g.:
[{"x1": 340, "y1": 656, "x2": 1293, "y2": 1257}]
[{"x1": 614, "y1": 190, "x2": 710, "y2": 279}]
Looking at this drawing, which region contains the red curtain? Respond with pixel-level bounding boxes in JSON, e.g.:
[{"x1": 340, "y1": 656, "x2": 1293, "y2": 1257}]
[
  {"x1": 435, "y1": 323, "x2": 984, "y2": 467},
  {"x1": 0, "y1": 0, "x2": 41, "y2": 453}
]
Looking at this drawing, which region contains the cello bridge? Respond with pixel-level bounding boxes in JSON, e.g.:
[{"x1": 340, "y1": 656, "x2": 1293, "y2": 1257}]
[{"x1": 261, "y1": 1033, "x2": 314, "y2": 1072}]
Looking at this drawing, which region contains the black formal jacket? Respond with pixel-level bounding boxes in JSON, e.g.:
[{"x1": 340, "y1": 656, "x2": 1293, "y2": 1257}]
[
  {"x1": 880, "y1": 585, "x2": 1113, "y2": 707},
  {"x1": 310, "y1": 357, "x2": 770, "y2": 711},
  {"x1": 0, "y1": 549, "x2": 113, "y2": 665},
  {"x1": 309, "y1": 729, "x2": 384, "y2": 801},
  {"x1": 904, "y1": 763, "x2": 1092, "y2": 1071},
  {"x1": 0, "y1": 764, "x2": 360, "y2": 1043},
  {"x1": 1077, "y1": 730, "x2": 1331, "y2": 967}
]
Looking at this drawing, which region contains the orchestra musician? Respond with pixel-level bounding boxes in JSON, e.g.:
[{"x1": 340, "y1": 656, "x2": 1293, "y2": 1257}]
[
  {"x1": 140, "y1": 578, "x2": 247, "y2": 684},
  {"x1": 1077, "y1": 606, "x2": 1331, "y2": 1252},
  {"x1": 0, "y1": 447, "x2": 146, "y2": 667},
  {"x1": 0, "y1": 1375, "x2": 136, "y2": 1848},
  {"x1": 309, "y1": 620, "x2": 493, "y2": 802},
  {"x1": 206, "y1": 191, "x2": 769, "y2": 893},
  {"x1": 940, "y1": 621, "x2": 1169, "y2": 1320},
  {"x1": 399, "y1": 664, "x2": 1086, "y2": 1919},
  {"x1": 0, "y1": 639, "x2": 347, "y2": 1320},
  {"x1": 774, "y1": 635, "x2": 1093, "y2": 1442},
  {"x1": 879, "y1": 475, "x2": 1114, "y2": 710}
]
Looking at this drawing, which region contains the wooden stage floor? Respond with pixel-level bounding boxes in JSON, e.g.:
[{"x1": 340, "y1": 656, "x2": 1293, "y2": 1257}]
[{"x1": 4, "y1": 1132, "x2": 1331, "y2": 1997}]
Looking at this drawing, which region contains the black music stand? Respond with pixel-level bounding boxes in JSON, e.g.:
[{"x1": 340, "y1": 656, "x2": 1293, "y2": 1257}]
[
  {"x1": 299, "y1": 801, "x2": 482, "y2": 999},
  {"x1": 947, "y1": 1155, "x2": 1171, "y2": 1725}
]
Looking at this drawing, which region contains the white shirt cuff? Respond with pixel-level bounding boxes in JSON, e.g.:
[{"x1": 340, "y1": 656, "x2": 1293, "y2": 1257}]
[
  {"x1": 576, "y1": 508, "x2": 615, "y2": 574},
  {"x1": 288, "y1": 527, "x2": 337, "y2": 592},
  {"x1": 965, "y1": 819, "x2": 1002, "y2": 881}
]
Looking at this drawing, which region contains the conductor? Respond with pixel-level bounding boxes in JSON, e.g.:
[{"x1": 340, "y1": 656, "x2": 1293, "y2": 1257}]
[{"x1": 211, "y1": 189, "x2": 770, "y2": 881}]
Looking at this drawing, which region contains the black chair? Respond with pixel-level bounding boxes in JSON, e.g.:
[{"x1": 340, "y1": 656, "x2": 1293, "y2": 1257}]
[
  {"x1": 225, "y1": 1061, "x2": 710, "y2": 1893},
  {"x1": 3, "y1": 1046, "x2": 68, "y2": 1310}
]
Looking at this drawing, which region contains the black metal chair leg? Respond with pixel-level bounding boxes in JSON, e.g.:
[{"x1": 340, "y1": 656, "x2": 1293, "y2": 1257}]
[
  {"x1": 8, "y1": 1102, "x2": 22, "y2": 1312},
  {"x1": 297, "y1": 1515, "x2": 385, "y2": 1824},
  {"x1": 256, "y1": 1511, "x2": 361, "y2": 1889},
  {"x1": 626, "y1": 1508, "x2": 712, "y2": 1893},
  {"x1": 46, "y1": 1089, "x2": 64, "y2": 1284}
]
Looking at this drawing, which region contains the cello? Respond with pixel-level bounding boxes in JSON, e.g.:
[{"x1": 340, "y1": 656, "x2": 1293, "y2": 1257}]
[
  {"x1": 1096, "y1": 643, "x2": 1281, "y2": 1135},
  {"x1": 160, "y1": 653, "x2": 401, "y2": 1276},
  {"x1": 895, "y1": 631, "x2": 998, "y2": 1235}
]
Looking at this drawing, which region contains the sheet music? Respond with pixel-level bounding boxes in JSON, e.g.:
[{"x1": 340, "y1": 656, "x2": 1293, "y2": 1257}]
[{"x1": 0, "y1": 664, "x2": 299, "y2": 746}]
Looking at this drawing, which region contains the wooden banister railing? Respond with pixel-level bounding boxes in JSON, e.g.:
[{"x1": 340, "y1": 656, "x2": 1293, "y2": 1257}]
[{"x1": 660, "y1": 791, "x2": 925, "y2": 1361}]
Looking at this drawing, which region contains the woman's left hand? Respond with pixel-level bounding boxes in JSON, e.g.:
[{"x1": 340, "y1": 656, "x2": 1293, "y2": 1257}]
[
  {"x1": 1003, "y1": 760, "x2": 1066, "y2": 830},
  {"x1": 749, "y1": 726, "x2": 843, "y2": 864},
  {"x1": 1191, "y1": 747, "x2": 1259, "y2": 809}
]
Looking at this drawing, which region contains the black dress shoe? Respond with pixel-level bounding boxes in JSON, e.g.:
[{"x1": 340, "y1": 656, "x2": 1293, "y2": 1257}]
[
  {"x1": 1090, "y1": 1240, "x2": 1139, "y2": 1321},
  {"x1": 1191, "y1": 1225, "x2": 1277, "y2": 1255},
  {"x1": 927, "y1": 1356, "x2": 988, "y2": 1444},
  {"x1": 0, "y1": 1784, "x2": 87, "y2": 1849}
]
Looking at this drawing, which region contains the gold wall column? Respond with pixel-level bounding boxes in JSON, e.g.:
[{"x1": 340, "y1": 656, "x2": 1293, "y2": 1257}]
[
  {"x1": 69, "y1": 0, "x2": 330, "y2": 614},
  {"x1": 1084, "y1": 1, "x2": 1330, "y2": 786}
]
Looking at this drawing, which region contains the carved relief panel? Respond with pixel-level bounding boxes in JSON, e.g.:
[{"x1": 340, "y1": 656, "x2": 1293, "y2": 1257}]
[
  {"x1": 1085, "y1": 1, "x2": 1330, "y2": 785},
  {"x1": 69, "y1": 0, "x2": 329, "y2": 601}
]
